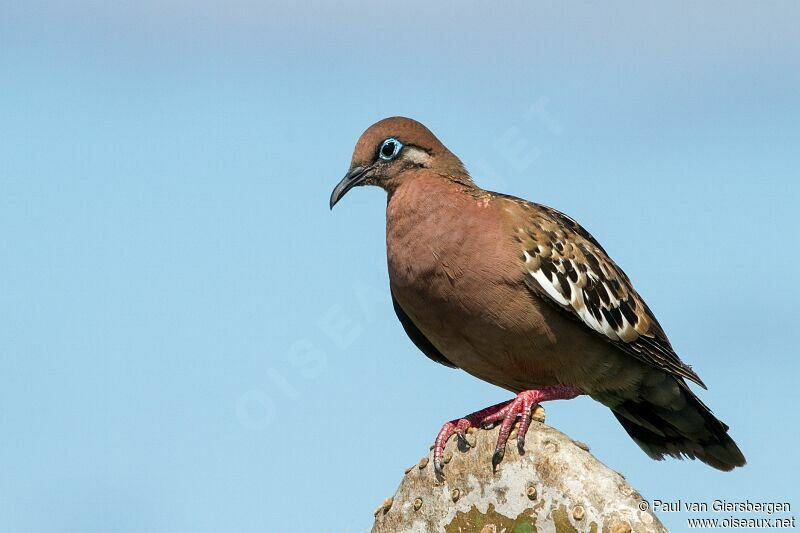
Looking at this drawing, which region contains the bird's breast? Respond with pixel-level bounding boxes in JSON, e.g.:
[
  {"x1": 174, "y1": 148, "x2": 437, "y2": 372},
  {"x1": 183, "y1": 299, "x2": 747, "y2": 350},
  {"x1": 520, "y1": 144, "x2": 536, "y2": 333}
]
[
  {"x1": 385, "y1": 179, "x2": 508, "y2": 300},
  {"x1": 385, "y1": 178, "x2": 554, "y2": 387}
]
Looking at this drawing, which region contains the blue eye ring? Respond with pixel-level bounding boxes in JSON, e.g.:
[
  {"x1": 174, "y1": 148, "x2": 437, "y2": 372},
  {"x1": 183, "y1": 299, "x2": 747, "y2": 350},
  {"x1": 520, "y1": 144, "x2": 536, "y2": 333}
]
[{"x1": 378, "y1": 137, "x2": 403, "y2": 160}]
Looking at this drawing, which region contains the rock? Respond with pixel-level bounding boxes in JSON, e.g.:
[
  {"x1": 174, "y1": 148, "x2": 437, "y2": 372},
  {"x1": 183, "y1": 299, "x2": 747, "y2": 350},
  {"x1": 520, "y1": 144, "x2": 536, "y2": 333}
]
[{"x1": 372, "y1": 420, "x2": 665, "y2": 532}]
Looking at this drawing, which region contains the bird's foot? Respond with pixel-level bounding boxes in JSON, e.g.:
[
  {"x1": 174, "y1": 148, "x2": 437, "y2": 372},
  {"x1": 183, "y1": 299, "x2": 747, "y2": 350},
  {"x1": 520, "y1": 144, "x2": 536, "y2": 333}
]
[
  {"x1": 433, "y1": 401, "x2": 509, "y2": 477},
  {"x1": 433, "y1": 386, "x2": 582, "y2": 477}
]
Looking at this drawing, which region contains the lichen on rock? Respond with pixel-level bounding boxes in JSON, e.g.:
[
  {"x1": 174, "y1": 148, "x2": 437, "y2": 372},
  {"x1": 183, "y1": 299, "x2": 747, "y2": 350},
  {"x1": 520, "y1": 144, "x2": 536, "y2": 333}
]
[{"x1": 372, "y1": 414, "x2": 665, "y2": 532}]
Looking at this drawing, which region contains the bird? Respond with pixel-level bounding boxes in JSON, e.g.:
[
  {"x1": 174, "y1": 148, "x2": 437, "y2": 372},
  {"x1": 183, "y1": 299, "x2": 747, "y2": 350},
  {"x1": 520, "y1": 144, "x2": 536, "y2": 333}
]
[{"x1": 329, "y1": 116, "x2": 745, "y2": 476}]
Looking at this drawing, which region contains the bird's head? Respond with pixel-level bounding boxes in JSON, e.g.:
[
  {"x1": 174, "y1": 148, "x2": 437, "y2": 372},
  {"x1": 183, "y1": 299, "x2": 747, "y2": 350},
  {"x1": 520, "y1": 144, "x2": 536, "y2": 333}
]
[{"x1": 329, "y1": 116, "x2": 470, "y2": 209}]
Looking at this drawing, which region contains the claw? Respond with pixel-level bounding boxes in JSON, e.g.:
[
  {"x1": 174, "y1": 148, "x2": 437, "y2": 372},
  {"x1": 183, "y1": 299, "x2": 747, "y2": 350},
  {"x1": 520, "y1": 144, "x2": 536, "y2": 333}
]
[
  {"x1": 517, "y1": 434, "x2": 527, "y2": 454},
  {"x1": 491, "y1": 446, "x2": 505, "y2": 471},
  {"x1": 434, "y1": 458, "x2": 445, "y2": 479},
  {"x1": 432, "y1": 386, "x2": 583, "y2": 477},
  {"x1": 433, "y1": 421, "x2": 456, "y2": 479},
  {"x1": 455, "y1": 426, "x2": 468, "y2": 445}
]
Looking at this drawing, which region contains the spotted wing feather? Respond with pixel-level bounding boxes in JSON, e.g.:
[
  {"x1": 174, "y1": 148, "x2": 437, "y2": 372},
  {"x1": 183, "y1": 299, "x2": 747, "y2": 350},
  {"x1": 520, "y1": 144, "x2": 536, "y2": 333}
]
[{"x1": 506, "y1": 199, "x2": 705, "y2": 388}]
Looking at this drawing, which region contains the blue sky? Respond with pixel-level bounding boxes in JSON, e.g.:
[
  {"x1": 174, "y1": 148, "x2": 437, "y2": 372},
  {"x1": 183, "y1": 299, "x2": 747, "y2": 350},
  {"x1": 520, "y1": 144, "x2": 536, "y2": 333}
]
[{"x1": 1, "y1": 2, "x2": 799, "y2": 531}]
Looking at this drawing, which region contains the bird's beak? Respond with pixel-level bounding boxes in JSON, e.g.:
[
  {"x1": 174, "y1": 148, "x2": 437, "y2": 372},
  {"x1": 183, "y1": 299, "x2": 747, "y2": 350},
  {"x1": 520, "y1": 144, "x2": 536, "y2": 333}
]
[{"x1": 330, "y1": 166, "x2": 369, "y2": 209}]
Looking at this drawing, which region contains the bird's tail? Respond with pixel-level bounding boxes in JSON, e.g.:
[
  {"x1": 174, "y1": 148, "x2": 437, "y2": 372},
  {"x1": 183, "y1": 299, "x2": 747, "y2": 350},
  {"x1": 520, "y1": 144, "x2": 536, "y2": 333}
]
[{"x1": 609, "y1": 377, "x2": 746, "y2": 471}]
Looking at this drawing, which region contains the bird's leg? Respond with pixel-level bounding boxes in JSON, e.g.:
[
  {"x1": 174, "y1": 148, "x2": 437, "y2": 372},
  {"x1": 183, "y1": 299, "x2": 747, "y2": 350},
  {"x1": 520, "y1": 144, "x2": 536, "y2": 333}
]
[
  {"x1": 433, "y1": 386, "x2": 583, "y2": 477},
  {"x1": 484, "y1": 386, "x2": 583, "y2": 469}
]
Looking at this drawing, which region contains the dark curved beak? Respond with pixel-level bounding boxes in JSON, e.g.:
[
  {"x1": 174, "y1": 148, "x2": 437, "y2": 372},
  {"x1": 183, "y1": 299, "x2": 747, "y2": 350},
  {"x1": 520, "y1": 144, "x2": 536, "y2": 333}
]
[{"x1": 330, "y1": 166, "x2": 369, "y2": 209}]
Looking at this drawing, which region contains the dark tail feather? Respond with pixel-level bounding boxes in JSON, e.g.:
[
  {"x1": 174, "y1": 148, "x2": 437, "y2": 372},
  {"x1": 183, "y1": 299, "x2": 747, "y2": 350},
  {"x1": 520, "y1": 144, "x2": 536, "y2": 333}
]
[{"x1": 611, "y1": 380, "x2": 746, "y2": 471}]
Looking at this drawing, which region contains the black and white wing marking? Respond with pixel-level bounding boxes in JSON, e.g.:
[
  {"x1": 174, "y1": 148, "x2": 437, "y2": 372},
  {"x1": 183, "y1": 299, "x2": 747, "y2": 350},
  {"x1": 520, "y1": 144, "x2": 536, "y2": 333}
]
[{"x1": 509, "y1": 200, "x2": 705, "y2": 388}]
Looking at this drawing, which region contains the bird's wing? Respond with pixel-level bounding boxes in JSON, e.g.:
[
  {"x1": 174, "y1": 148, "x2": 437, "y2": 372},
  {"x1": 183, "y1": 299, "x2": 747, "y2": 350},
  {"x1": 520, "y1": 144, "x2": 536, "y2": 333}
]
[
  {"x1": 507, "y1": 199, "x2": 705, "y2": 387},
  {"x1": 391, "y1": 291, "x2": 457, "y2": 368}
]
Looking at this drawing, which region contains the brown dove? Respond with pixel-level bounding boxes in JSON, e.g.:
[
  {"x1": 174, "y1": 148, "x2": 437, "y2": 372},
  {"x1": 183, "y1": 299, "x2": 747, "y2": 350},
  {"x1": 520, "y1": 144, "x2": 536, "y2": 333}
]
[{"x1": 329, "y1": 116, "x2": 745, "y2": 476}]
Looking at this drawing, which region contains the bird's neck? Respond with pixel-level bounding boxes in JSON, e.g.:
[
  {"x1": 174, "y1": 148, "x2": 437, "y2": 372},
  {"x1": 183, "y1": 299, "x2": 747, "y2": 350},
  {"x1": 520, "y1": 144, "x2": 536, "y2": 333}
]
[{"x1": 386, "y1": 172, "x2": 481, "y2": 229}]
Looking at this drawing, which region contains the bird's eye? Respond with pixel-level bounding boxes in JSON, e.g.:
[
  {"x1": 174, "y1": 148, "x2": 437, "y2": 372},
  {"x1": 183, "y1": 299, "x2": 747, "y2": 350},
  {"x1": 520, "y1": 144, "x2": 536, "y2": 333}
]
[{"x1": 378, "y1": 137, "x2": 403, "y2": 160}]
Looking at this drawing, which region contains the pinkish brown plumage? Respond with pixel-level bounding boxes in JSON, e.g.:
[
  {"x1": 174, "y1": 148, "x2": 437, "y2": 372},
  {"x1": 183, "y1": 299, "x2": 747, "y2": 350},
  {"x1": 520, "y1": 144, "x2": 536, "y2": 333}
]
[{"x1": 330, "y1": 116, "x2": 745, "y2": 476}]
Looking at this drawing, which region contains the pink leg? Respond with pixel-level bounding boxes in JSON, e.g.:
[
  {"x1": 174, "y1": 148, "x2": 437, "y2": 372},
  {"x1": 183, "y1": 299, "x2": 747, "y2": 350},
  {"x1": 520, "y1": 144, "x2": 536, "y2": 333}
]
[{"x1": 433, "y1": 386, "x2": 582, "y2": 477}]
